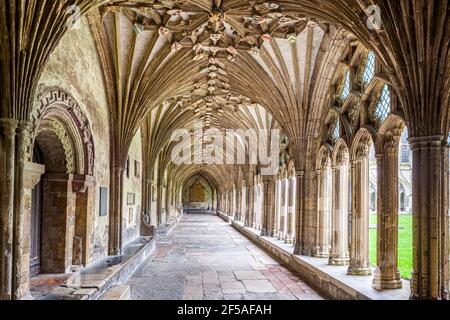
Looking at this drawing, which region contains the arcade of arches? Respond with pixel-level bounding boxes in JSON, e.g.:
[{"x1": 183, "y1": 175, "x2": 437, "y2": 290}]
[{"x1": 0, "y1": 1, "x2": 449, "y2": 300}]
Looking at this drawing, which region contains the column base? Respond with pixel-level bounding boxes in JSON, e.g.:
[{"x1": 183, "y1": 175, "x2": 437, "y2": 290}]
[
  {"x1": 372, "y1": 267, "x2": 403, "y2": 290},
  {"x1": 314, "y1": 246, "x2": 330, "y2": 258},
  {"x1": 347, "y1": 264, "x2": 373, "y2": 276},
  {"x1": 293, "y1": 243, "x2": 302, "y2": 255},
  {"x1": 284, "y1": 235, "x2": 294, "y2": 244},
  {"x1": 329, "y1": 254, "x2": 350, "y2": 266},
  {"x1": 108, "y1": 249, "x2": 122, "y2": 256}
]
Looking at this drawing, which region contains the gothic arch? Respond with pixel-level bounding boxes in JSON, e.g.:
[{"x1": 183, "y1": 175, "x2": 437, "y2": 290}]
[
  {"x1": 375, "y1": 113, "x2": 406, "y2": 155},
  {"x1": 350, "y1": 127, "x2": 377, "y2": 162},
  {"x1": 332, "y1": 138, "x2": 350, "y2": 167},
  {"x1": 316, "y1": 144, "x2": 333, "y2": 170}
]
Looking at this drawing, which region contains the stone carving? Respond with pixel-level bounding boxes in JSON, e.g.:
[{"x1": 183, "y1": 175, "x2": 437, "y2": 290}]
[{"x1": 33, "y1": 89, "x2": 95, "y2": 176}]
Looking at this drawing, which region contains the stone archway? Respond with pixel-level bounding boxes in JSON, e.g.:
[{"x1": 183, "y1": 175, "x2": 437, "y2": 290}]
[
  {"x1": 182, "y1": 175, "x2": 214, "y2": 210},
  {"x1": 28, "y1": 89, "x2": 96, "y2": 277}
]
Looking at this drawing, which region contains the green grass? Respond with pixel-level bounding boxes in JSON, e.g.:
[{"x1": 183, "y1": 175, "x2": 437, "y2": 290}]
[{"x1": 369, "y1": 214, "x2": 413, "y2": 279}]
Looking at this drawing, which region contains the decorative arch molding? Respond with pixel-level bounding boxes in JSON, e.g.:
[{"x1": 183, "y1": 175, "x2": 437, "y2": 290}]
[
  {"x1": 350, "y1": 126, "x2": 377, "y2": 162},
  {"x1": 375, "y1": 113, "x2": 406, "y2": 155},
  {"x1": 32, "y1": 89, "x2": 95, "y2": 176},
  {"x1": 332, "y1": 138, "x2": 350, "y2": 167},
  {"x1": 316, "y1": 144, "x2": 333, "y2": 170},
  {"x1": 287, "y1": 160, "x2": 296, "y2": 179}
]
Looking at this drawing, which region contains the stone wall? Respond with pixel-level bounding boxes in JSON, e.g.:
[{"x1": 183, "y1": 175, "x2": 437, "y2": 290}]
[{"x1": 36, "y1": 17, "x2": 111, "y2": 265}]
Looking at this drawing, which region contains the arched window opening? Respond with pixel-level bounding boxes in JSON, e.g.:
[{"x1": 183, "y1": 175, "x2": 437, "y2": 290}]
[
  {"x1": 374, "y1": 85, "x2": 391, "y2": 123},
  {"x1": 341, "y1": 71, "x2": 350, "y2": 100},
  {"x1": 332, "y1": 118, "x2": 341, "y2": 142},
  {"x1": 362, "y1": 51, "x2": 376, "y2": 86}
]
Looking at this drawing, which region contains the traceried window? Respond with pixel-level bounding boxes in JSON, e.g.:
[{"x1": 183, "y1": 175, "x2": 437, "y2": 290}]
[
  {"x1": 374, "y1": 84, "x2": 391, "y2": 123},
  {"x1": 341, "y1": 71, "x2": 350, "y2": 100},
  {"x1": 362, "y1": 51, "x2": 376, "y2": 86},
  {"x1": 331, "y1": 118, "x2": 340, "y2": 141}
]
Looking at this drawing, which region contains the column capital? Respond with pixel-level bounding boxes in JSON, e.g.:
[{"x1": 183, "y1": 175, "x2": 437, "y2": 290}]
[
  {"x1": 0, "y1": 118, "x2": 19, "y2": 137},
  {"x1": 409, "y1": 135, "x2": 445, "y2": 150},
  {"x1": 295, "y1": 170, "x2": 304, "y2": 177}
]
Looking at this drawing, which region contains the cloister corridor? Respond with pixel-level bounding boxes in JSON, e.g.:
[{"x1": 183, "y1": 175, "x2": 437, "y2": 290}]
[
  {"x1": 128, "y1": 213, "x2": 322, "y2": 300},
  {"x1": 1, "y1": 0, "x2": 449, "y2": 304}
]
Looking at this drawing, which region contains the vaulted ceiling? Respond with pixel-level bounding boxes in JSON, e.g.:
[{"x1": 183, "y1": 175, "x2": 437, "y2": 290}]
[{"x1": 1, "y1": 0, "x2": 448, "y2": 184}]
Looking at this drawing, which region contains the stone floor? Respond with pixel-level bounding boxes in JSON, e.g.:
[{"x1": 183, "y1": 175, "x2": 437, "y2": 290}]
[{"x1": 128, "y1": 213, "x2": 323, "y2": 300}]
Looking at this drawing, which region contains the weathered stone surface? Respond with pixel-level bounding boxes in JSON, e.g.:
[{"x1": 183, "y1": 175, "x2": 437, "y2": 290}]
[{"x1": 128, "y1": 213, "x2": 323, "y2": 300}]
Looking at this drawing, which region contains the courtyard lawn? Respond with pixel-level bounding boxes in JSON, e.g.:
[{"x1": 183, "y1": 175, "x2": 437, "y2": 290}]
[{"x1": 369, "y1": 214, "x2": 413, "y2": 279}]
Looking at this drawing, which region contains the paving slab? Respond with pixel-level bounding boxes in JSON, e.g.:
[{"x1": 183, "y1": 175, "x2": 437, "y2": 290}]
[{"x1": 128, "y1": 213, "x2": 324, "y2": 300}]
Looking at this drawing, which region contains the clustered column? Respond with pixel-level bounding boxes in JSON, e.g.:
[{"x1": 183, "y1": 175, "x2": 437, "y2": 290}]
[
  {"x1": 261, "y1": 176, "x2": 276, "y2": 237},
  {"x1": 348, "y1": 143, "x2": 372, "y2": 275},
  {"x1": 372, "y1": 134, "x2": 402, "y2": 290},
  {"x1": 329, "y1": 151, "x2": 350, "y2": 266},
  {"x1": 409, "y1": 136, "x2": 449, "y2": 299}
]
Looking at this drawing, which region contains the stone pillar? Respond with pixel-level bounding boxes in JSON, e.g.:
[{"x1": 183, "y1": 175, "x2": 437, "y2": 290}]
[
  {"x1": 409, "y1": 136, "x2": 449, "y2": 300},
  {"x1": 19, "y1": 162, "x2": 45, "y2": 298},
  {"x1": 234, "y1": 189, "x2": 242, "y2": 221},
  {"x1": 109, "y1": 166, "x2": 124, "y2": 256},
  {"x1": 280, "y1": 178, "x2": 288, "y2": 240},
  {"x1": 373, "y1": 134, "x2": 402, "y2": 290},
  {"x1": 140, "y1": 178, "x2": 154, "y2": 237},
  {"x1": 294, "y1": 171, "x2": 304, "y2": 255},
  {"x1": 12, "y1": 122, "x2": 32, "y2": 300},
  {"x1": 316, "y1": 166, "x2": 332, "y2": 257},
  {"x1": 240, "y1": 186, "x2": 246, "y2": 222},
  {"x1": 285, "y1": 177, "x2": 295, "y2": 244},
  {"x1": 329, "y1": 152, "x2": 350, "y2": 266},
  {"x1": 245, "y1": 184, "x2": 254, "y2": 227},
  {"x1": 0, "y1": 119, "x2": 18, "y2": 300},
  {"x1": 296, "y1": 170, "x2": 318, "y2": 255},
  {"x1": 348, "y1": 145, "x2": 372, "y2": 275},
  {"x1": 272, "y1": 178, "x2": 280, "y2": 237},
  {"x1": 72, "y1": 175, "x2": 95, "y2": 266},
  {"x1": 261, "y1": 176, "x2": 276, "y2": 237}
]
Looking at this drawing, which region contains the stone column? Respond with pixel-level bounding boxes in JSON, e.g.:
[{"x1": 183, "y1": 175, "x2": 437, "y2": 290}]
[
  {"x1": 294, "y1": 171, "x2": 304, "y2": 255},
  {"x1": 0, "y1": 119, "x2": 18, "y2": 300},
  {"x1": 240, "y1": 186, "x2": 246, "y2": 222},
  {"x1": 12, "y1": 122, "x2": 32, "y2": 300},
  {"x1": 285, "y1": 177, "x2": 295, "y2": 244},
  {"x1": 19, "y1": 162, "x2": 45, "y2": 298},
  {"x1": 273, "y1": 179, "x2": 280, "y2": 237},
  {"x1": 141, "y1": 178, "x2": 154, "y2": 236},
  {"x1": 329, "y1": 152, "x2": 350, "y2": 266},
  {"x1": 348, "y1": 144, "x2": 372, "y2": 275},
  {"x1": 316, "y1": 166, "x2": 332, "y2": 257},
  {"x1": 253, "y1": 185, "x2": 259, "y2": 229},
  {"x1": 234, "y1": 188, "x2": 240, "y2": 221},
  {"x1": 245, "y1": 184, "x2": 254, "y2": 227},
  {"x1": 72, "y1": 175, "x2": 95, "y2": 266},
  {"x1": 296, "y1": 170, "x2": 319, "y2": 255},
  {"x1": 409, "y1": 136, "x2": 449, "y2": 299},
  {"x1": 373, "y1": 134, "x2": 402, "y2": 289},
  {"x1": 261, "y1": 176, "x2": 276, "y2": 237},
  {"x1": 109, "y1": 166, "x2": 124, "y2": 256}
]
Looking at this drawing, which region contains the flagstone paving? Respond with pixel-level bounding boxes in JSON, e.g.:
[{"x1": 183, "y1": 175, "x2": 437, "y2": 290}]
[{"x1": 128, "y1": 213, "x2": 324, "y2": 300}]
